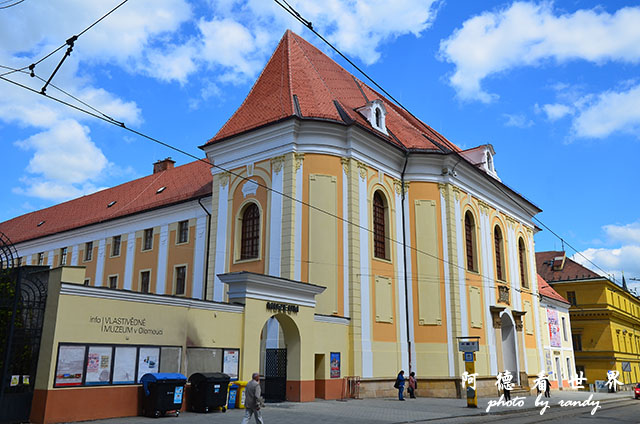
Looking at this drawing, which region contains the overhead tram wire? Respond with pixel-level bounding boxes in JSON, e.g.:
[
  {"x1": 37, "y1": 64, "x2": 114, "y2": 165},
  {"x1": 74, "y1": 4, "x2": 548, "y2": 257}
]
[
  {"x1": 273, "y1": 0, "x2": 621, "y2": 286},
  {"x1": 0, "y1": 0, "x2": 26, "y2": 10},
  {"x1": 0, "y1": 0, "x2": 130, "y2": 78},
  {"x1": 1, "y1": 68, "x2": 519, "y2": 292}
]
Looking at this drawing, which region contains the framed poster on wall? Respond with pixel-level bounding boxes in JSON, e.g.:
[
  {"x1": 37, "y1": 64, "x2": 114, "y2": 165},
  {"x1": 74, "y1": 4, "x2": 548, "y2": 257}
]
[
  {"x1": 85, "y1": 346, "x2": 113, "y2": 385},
  {"x1": 547, "y1": 308, "x2": 561, "y2": 348},
  {"x1": 54, "y1": 345, "x2": 86, "y2": 387},
  {"x1": 137, "y1": 347, "x2": 160, "y2": 382},
  {"x1": 113, "y1": 346, "x2": 137, "y2": 384},
  {"x1": 330, "y1": 352, "x2": 340, "y2": 378},
  {"x1": 223, "y1": 349, "x2": 239, "y2": 380}
]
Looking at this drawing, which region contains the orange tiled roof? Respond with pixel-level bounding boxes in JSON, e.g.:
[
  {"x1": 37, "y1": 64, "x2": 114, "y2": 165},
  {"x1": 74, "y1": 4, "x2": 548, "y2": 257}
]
[
  {"x1": 537, "y1": 274, "x2": 570, "y2": 305},
  {"x1": 0, "y1": 160, "x2": 212, "y2": 245},
  {"x1": 205, "y1": 30, "x2": 461, "y2": 153},
  {"x1": 536, "y1": 251, "x2": 601, "y2": 282}
]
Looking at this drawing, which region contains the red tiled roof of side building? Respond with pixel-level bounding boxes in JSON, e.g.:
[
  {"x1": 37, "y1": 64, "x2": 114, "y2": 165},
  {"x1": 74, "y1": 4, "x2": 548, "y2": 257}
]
[
  {"x1": 537, "y1": 274, "x2": 570, "y2": 305},
  {"x1": 204, "y1": 30, "x2": 461, "y2": 154},
  {"x1": 535, "y1": 251, "x2": 601, "y2": 283},
  {"x1": 0, "y1": 160, "x2": 212, "y2": 245}
]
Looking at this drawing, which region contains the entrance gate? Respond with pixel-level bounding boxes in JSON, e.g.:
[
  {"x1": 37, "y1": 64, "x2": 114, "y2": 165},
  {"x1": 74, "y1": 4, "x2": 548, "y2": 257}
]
[
  {"x1": 264, "y1": 348, "x2": 287, "y2": 402},
  {"x1": 0, "y1": 232, "x2": 48, "y2": 423}
]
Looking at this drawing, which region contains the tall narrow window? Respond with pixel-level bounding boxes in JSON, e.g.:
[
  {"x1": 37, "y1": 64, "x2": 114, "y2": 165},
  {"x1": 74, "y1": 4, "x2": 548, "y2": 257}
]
[
  {"x1": 140, "y1": 271, "x2": 150, "y2": 294},
  {"x1": 174, "y1": 266, "x2": 186, "y2": 296},
  {"x1": 109, "y1": 275, "x2": 118, "y2": 289},
  {"x1": 567, "y1": 291, "x2": 577, "y2": 306},
  {"x1": 464, "y1": 212, "x2": 477, "y2": 272},
  {"x1": 112, "y1": 235, "x2": 121, "y2": 257},
  {"x1": 59, "y1": 247, "x2": 67, "y2": 266},
  {"x1": 373, "y1": 191, "x2": 387, "y2": 259},
  {"x1": 143, "y1": 228, "x2": 153, "y2": 251},
  {"x1": 562, "y1": 316, "x2": 568, "y2": 341},
  {"x1": 240, "y1": 203, "x2": 260, "y2": 260},
  {"x1": 518, "y1": 238, "x2": 528, "y2": 288},
  {"x1": 375, "y1": 108, "x2": 382, "y2": 128},
  {"x1": 84, "y1": 242, "x2": 93, "y2": 261},
  {"x1": 37, "y1": 252, "x2": 44, "y2": 265},
  {"x1": 494, "y1": 226, "x2": 504, "y2": 281},
  {"x1": 178, "y1": 220, "x2": 189, "y2": 244}
]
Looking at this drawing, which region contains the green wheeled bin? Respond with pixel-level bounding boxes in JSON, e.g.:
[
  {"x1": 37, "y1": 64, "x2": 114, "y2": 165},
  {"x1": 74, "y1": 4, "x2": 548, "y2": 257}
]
[
  {"x1": 188, "y1": 372, "x2": 231, "y2": 413},
  {"x1": 140, "y1": 373, "x2": 187, "y2": 418}
]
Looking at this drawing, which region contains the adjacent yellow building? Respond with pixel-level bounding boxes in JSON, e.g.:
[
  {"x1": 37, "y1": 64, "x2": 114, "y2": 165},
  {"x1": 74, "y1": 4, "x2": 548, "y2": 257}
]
[{"x1": 537, "y1": 251, "x2": 640, "y2": 389}]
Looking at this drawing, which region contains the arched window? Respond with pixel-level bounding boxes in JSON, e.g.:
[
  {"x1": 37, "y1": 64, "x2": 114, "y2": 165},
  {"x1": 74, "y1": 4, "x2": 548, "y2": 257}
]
[
  {"x1": 518, "y1": 237, "x2": 529, "y2": 288},
  {"x1": 494, "y1": 226, "x2": 504, "y2": 281},
  {"x1": 464, "y1": 211, "x2": 477, "y2": 272},
  {"x1": 240, "y1": 203, "x2": 260, "y2": 260},
  {"x1": 375, "y1": 108, "x2": 382, "y2": 128},
  {"x1": 373, "y1": 191, "x2": 387, "y2": 259},
  {"x1": 486, "y1": 151, "x2": 494, "y2": 172}
]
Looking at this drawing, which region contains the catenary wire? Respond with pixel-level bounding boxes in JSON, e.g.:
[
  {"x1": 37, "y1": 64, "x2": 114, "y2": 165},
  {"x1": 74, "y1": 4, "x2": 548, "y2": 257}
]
[
  {"x1": 0, "y1": 0, "x2": 129, "y2": 78},
  {"x1": 0, "y1": 0, "x2": 26, "y2": 9}
]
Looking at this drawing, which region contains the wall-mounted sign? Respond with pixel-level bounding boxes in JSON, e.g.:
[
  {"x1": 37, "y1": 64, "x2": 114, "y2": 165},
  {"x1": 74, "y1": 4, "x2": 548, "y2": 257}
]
[
  {"x1": 330, "y1": 352, "x2": 340, "y2": 378},
  {"x1": 458, "y1": 340, "x2": 479, "y2": 352},
  {"x1": 223, "y1": 349, "x2": 239, "y2": 380},
  {"x1": 266, "y1": 302, "x2": 299, "y2": 314}
]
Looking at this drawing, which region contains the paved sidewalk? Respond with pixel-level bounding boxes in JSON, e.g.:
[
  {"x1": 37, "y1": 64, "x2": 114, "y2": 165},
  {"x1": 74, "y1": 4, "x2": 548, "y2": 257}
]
[{"x1": 78, "y1": 391, "x2": 632, "y2": 424}]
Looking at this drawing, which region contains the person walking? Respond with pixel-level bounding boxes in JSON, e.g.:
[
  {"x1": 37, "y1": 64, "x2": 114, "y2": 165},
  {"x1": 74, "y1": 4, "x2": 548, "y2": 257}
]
[
  {"x1": 395, "y1": 370, "x2": 405, "y2": 401},
  {"x1": 241, "y1": 373, "x2": 264, "y2": 424},
  {"x1": 408, "y1": 372, "x2": 417, "y2": 399},
  {"x1": 544, "y1": 375, "x2": 551, "y2": 398}
]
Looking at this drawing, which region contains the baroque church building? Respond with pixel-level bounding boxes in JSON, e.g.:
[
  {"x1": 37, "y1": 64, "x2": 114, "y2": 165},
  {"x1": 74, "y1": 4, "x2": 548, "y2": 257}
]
[{"x1": 0, "y1": 31, "x2": 544, "y2": 423}]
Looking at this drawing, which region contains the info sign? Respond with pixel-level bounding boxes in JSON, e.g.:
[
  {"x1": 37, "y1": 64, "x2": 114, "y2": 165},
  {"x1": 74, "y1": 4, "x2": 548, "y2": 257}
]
[{"x1": 458, "y1": 340, "x2": 479, "y2": 352}]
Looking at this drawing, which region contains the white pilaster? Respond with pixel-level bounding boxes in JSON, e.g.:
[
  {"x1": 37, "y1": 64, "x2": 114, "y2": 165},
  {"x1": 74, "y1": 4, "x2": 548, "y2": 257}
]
[
  {"x1": 124, "y1": 231, "x2": 136, "y2": 290},
  {"x1": 71, "y1": 244, "x2": 79, "y2": 266},
  {"x1": 440, "y1": 189, "x2": 455, "y2": 377},
  {"x1": 395, "y1": 189, "x2": 409, "y2": 372},
  {"x1": 294, "y1": 162, "x2": 303, "y2": 282},
  {"x1": 269, "y1": 167, "x2": 283, "y2": 277},
  {"x1": 480, "y1": 210, "x2": 498, "y2": 375},
  {"x1": 95, "y1": 239, "x2": 105, "y2": 287},
  {"x1": 213, "y1": 179, "x2": 229, "y2": 302},
  {"x1": 343, "y1": 168, "x2": 350, "y2": 318},
  {"x1": 403, "y1": 193, "x2": 417, "y2": 373},
  {"x1": 192, "y1": 216, "x2": 207, "y2": 299},
  {"x1": 454, "y1": 200, "x2": 468, "y2": 336},
  {"x1": 155, "y1": 225, "x2": 169, "y2": 295},
  {"x1": 358, "y1": 172, "x2": 373, "y2": 377}
]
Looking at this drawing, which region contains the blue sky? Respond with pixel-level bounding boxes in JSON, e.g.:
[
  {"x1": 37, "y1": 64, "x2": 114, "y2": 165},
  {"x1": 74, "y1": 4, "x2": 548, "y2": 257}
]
[{"x1": 1, "y1": 0, "x2": 639, "y2": 288}]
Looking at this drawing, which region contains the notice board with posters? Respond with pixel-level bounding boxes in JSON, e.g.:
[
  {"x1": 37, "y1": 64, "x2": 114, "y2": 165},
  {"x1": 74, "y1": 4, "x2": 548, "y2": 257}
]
[{"x1": 223, "y1": 349, "x2": 239, "y2": 380}]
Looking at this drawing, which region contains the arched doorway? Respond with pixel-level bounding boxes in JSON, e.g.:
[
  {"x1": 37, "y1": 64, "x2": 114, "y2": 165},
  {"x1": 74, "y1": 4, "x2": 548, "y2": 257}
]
[
  {"x1": 259, "y1": 314, "x2": 301, "y2": 402},
  {"x1": 501, "y1": 312, "x2": 519, "y2": 384}
]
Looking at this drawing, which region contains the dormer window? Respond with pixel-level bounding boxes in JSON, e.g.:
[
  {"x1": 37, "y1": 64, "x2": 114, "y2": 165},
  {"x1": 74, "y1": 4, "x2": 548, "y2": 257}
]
[
  {"x1": 486, "y1": 151, "x2": 494, "y2": 172},
  {"x1": 356, "y1": 99, "x2": 388, "y2": 135}
]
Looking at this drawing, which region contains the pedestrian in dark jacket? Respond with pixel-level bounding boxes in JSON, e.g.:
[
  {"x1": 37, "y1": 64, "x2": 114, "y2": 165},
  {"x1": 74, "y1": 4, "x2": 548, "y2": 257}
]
[
  {"x1": 544, "y1": 376, "x2": 551, "y2": 398},
  {"x1": 395, "y1": 370, "x2": 405, "y2": 400},
  {"x1": 408, "y1": 372, "x2": 417, "y2": 398}
]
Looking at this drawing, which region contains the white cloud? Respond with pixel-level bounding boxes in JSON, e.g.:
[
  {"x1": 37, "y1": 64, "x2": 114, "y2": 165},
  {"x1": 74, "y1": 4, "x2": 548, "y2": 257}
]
[
  {"x1": 503, "y1": 113, "x2": 533, "y2": 128},
  {"x1": 572, "y1": 83, "x2": 640, "y2": 138},
  {"x1": 539, "y1": 103, "x2": 572, "y2": 121},
  {"x1": 14, "y1": 120, "x2": 109, "y2": 200},
  {"x1": 439, "y1": 2, "x2": 640, "y2": 102},
  {"x1": 603, "y1": 222, "x2": 640, "y2": 245}
]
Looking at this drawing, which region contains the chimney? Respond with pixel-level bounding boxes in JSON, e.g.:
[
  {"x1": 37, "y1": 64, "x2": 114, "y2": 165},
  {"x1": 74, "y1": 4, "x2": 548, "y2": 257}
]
[{"x1": 153, "y1": 158, "x2": 175, "y2": 174}]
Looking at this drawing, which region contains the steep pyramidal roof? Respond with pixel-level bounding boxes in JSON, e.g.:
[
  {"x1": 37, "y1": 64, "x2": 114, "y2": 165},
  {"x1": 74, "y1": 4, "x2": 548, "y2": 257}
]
[
  {"x1": 0, "y1": 160, "x2": 212, "y2": 245},
  {"x1": 206, "y1": 30, "x2": 460, "y2": 152}
]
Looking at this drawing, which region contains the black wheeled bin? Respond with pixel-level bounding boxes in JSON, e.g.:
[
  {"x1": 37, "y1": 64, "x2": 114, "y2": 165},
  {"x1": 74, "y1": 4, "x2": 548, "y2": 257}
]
[
  {"x1": 140, "y1": 373, "x2": 187, "y2": 418},
  {"x1": 188, "y1": 372, "x2": 231, "y2": 413}
]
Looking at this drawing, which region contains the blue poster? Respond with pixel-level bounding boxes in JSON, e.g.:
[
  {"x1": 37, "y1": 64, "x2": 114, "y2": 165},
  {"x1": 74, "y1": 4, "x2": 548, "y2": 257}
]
[{"x1": 330, "y1": 352, "x2": 340, "y2": 378}]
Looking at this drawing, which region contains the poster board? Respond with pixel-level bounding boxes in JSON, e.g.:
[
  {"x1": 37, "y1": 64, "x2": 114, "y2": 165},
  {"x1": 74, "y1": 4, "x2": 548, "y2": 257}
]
[
  {"x1": 547, "y1": 308, "x2": 561, "y2": 348},
  {"x1": 137, "y1": 347, "x2": 160, "y2": 382},
  {"x1": 85, "y1": 346, "x2": 113, "y2": 385},
  {"x1": 113, "y1": 346, "x2": 137, "y2": 384},
  {"x1": 223, "y1": 349, "x2": 239, "y2": 380},
  {"x1": 55, "y1": 345, "x2": 86, "y2": 387},
  {"x1": 330, "y1": 352, "x2": 340, "y2": 378}
]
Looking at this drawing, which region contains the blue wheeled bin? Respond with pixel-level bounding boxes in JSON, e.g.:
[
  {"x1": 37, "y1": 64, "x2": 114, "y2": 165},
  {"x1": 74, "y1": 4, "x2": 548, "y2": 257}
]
[
  {"x1": 227, "y1": 383, "x2": 239, "y2": 409},
  {"x1": 188, "y1": 372, "x2": 231, "y2": 413},
  {"x1": 140, "y1": 373, "x2": 187, "y2": 418}
]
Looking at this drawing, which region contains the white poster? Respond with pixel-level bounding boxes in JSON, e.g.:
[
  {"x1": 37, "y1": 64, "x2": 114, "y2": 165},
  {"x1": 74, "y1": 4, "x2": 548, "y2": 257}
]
[
  {"x1": 113, "y1": 347, "x2": 137, "y2": 384},
  {"x1": 55, "y1": 345, "x2": 86, "y2": 386},
  {"x1": 137, "y1": 347, "x2": 160, "y2": 382},
  {"x1": 223, "y1": 349, "x2": 239, "y2": 380},
  {"x1": 85, "y1": 346, "x2": 113, "y2": 384}
]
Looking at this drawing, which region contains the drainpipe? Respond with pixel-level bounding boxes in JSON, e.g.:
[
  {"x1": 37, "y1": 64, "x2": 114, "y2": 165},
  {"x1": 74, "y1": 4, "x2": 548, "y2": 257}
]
[
  {"x1": 198, "y1": 197, "x2": 211, "y2": 300},
  {"x1": 400, "y1": 150, "x2": 412, "y2": 373}
]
